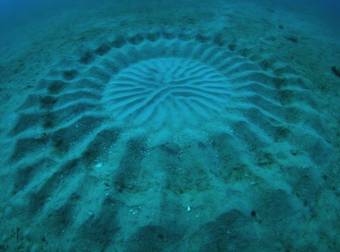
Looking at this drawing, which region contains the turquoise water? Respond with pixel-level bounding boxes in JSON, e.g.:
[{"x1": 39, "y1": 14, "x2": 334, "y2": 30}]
[{"x1": 0, "y1": 1, "x2": 339, "y2": 251}]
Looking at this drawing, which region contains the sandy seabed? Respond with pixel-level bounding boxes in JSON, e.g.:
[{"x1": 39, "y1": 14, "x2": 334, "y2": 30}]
[{"x1": 0, "y1": 0, "x2": 339, "y2": 251}]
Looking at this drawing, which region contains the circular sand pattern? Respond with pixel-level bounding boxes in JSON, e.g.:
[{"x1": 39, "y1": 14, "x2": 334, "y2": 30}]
[
  {"x1": 105, "y1": 57, "x2": 231, "y2": 126},
  {"x1": 2, "y1": 30, "x2": 334, "y2": 251}
]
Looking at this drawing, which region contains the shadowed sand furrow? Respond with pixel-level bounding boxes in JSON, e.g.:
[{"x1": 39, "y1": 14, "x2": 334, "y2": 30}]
[
  {"x1": 11, "y1": 158, "x2": 57, "y2": 195},
  {"x1": 230, "y1": 120, "x2": 270, "y2": 150},
  {"x1": 224, "y1": 61, "x2": 262, "y2": 76},
  {"x1": 239, "y1": 106, "x2": 288, "y2": 141},
  {"x1": 40, "y1": 192, "x2": 80, "y2": 237},
  {"x1": 237, "y1": 103, "x2": 326, "y2": 146},
  {"x1": 125, "y1": 224, "x2": 182, "y2": 252},
  {"x1": 81, "y1": 128, "x2": 121, "y2": 166},
  {"x1": 200, "y1": 47, "x2": 224, "y2": 64},
  {"x1": 228, "y1": 72, "x2": 278, "y2": 87},
  {"x1": 231, "y1": 81, "x2": 276, "y2": 93},
  {"x1": 209, "y1": 133, "x2": 251, "y2": 181},
  {"x1": 190, "y1": 43, "x2": 210, "y2": 60},
  {"x1": 71, "y1": 196, "x2": 122, "y2": 251},
  {"x1": 101, "y1": 59, "x2": 120, "y2": 73},
  {"x1": 120, "y1": 144, "x2": 211, "y2": 251},
  {"x1": 51, "y1": 115, "x2": 105, "y2": 155},
  {"x1": 52, "y1": 91, "x2": 102, "y2": 107},
  {"x1": 69, "y1": 79, "x2": 104, "y2": 92},
  {"x1": 217, "y1": 55, "x2": 247, "y2": 70},
  {"x1": 207, "y1": 51, "x2": 234, "y2": 66},
  {"x1": 10, "y1": 112, "x2": 41, "y2": 136},
  {"x1": 284, "y1": 127, "x2": 332, "y2": 165},
  {"x1": 40, "y1": 102, "x2": 101, "y2": 130},
  {"x1": 113, "y1": 137, "x2": 147, "y2": 194},
  {"x1": 17, "y1": 94, "x2": 46, "y2": 111},
  {"x1": 10, "y1": 136, "x2": 49, "y2": 163},
  {"x1": 37, "y1": 78, "x2": 104, "y2": 93},
  {"x1": 14, "y1": 91, "x2": 101, "y2": 115},
  {"x1": 188, "y1": 209, "x2": 260, "y2": 251},
  {"x1": 83, "y1": 66, "x2": 111, "y2": 83},
  {"x1": 37, "y1": 167, "x2": 86, "y2": 225},
  {"x1": 26, "y1": 159, "x2": 82, "y2": 218},
  {"x1": 236, "y1": 93, "x2": 284, "y2": 116}
]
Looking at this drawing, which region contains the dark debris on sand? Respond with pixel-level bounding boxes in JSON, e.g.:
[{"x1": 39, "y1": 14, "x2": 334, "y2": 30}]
[
  {"x1": 331, "y1": 66, "x2": 340, "y2": 78},
  {"x1": 285, "y1": 35, "x2": 299, "y2": 43}
]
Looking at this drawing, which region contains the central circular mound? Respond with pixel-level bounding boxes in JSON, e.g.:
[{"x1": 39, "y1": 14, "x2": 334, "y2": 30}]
[{"x1": 105, "y1": 57, "x2": 231, "y2": 127}]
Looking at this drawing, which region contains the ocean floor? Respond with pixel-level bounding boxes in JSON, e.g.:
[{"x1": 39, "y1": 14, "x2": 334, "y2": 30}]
[{"x1": 0, "y1": 0, "x2": 339, "y2": 251}]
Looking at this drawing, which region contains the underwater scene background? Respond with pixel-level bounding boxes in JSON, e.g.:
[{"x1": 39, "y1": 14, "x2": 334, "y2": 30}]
[{"x1": 0, "y1": 0, "x2": 339, "y2": 251}]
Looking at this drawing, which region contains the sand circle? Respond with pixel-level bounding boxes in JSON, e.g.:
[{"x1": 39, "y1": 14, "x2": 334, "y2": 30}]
[{"x1": 104, "y1": 57, "x2": 231, "y2": 127}]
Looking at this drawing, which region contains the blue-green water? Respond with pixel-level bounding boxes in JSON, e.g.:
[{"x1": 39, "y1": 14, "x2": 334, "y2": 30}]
[{"x1": 0, "y1": 1, "x2": 339, "y2": 251}]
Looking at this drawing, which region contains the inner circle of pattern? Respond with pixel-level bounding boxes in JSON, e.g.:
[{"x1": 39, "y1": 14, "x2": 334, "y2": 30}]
[{"x1": 105, "y1": 57, "x2": 231, "y2": 126}]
